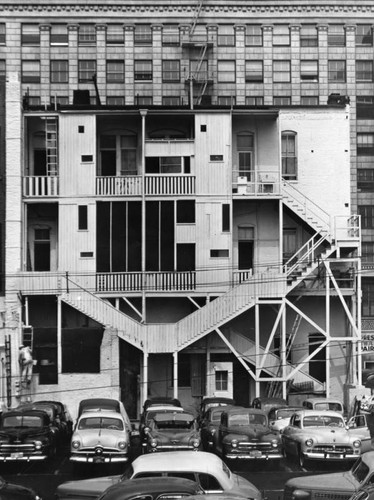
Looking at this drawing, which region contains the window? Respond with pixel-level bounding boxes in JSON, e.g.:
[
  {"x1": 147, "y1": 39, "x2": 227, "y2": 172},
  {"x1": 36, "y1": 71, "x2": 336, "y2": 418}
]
[
  {"x1": 301, "y1": 96, "x2": 319, "y2": 105},
  {"x1": 136, "y1": 96, "x2": 153, "y2": 106},
  {"x1": 50, "y1": 60, "x2": 68, "y2": 83},
  {"x1": 134, "y1": 60, "x2": 152, "y2": 81},
  {"x1": 107, "y1": 96, "x2": 125, "y2": 106},
  {"x1": 357, "y1": 96, "x2": 374, "y2": 119},
  {"x1": 134, "y1": 25, "x2": 152, "y2": 45},
  {"x1": 300, "y1": 60, "x2": 318, "y2": 82},
  {"x1": 210, "y1": 249, "x2": 229, "y2": 258},
  {"x1": 245, "y1": 61, "x2": 263, "y2": 82},
  {"x1": 222, "y1": 204, "x2": 230, "y2": 232},
  {"x1": 328, "y1": 24, "x2": 345, "y2": 46},
  {"x1": 22, "y1": 61, "x2": 40, "y2": 83},
  {"x1": 177, "y1": 201, "x2": 195, "y2": 224},
  {"x1": 356, "y1": 25, "x2": 373, "y2": 46},
  {"x1": 218, "y1": 60, "x2": 235, "y2": 83},
  {"x1": 282, "y1": 131, "x2": 297, "y2": 180},
  {"x1": 0, "y1": 60, "x2": 5, "y2": 77},
  {"x1": 217, "y1": 96, "x2": 235, "y2": 106},
  {"x1": 22, "y1": 24, "x2": 40, "y2": 45},
  {"x1": 50, "y1": 96, "x2": 69, "y2": 106},
  {"x1": 274, "y1": 96, "x2": 291, "y2": 105},
  {"x1": 162, "y1": 96, "x2": 180, "y2": 106},
  {"x1": 357, "y1": 133, "x2": 374, "y2": 155},
  {"x1": 176, "y1": 244, "x2": 195, "y2": 272},
  {"x1": 79, "y1": 24, "x2": 96, "y2": 45},
  {"x1": 190, "y1": 60, "x2": 209, "y2": 81},
  {"x1": 273, "y1": 25, "x2": 290, "y2": 46},
  {"x1": 0, "y1": 24, "x2": 5, "y2": 44},
  {"x1": 359, "y1": 206, "x2": 374, "y2": 229},
  {"x1": 215, "y1": 371, "x2": 228, "y2": 391},
  {"x1": 356, "y1": 61, "x2": 373, "y2": 82},
  {"x1": 28, "y1": 96, "x2": 41, "y2": 106},
  {"x1": 100, "y1": 134, "x2": 137, "y2": 176},
  {"x1": 162, "y1": 60, "x2": 180, "y2": 82},
  {"x1": 245, "y1": 96, "x2": 264, "y2": 106},
  {"x1": 328, "y1": 61, "x2": 346, "y2": 82},
  {"x1": 358, "y1": 169, "x2": 374, "y2": 192},
  {"x1": 50, "y1": 24, "x2": 68, "y2": 45},
  {"x1": 106, "y1": 61, "x2": 124, "y2": 83},
  {"x1": 146, "y1": 156, "x2": 186, "y2": 174},
  {"x1": 363, "y1": 279, "x2": 374, "y2": 316},
  {"x1": 78, "y1": 206, "x2": 88, "y2": 230},
  {"x1": 300, "y1": 25, "x2": 318, "y2": 47},
  {"x1": 218, "y1": 26, "x2": 235, "y2": 46},
  {"x1": 106, "y1": 24, "x2": 124, "y2": 44},
  {"x1": 362, "y1": 243, "x2": 374, "y2": 264},
  {"x1": 237, "y1": 133, "x2": 253, "y2": 180},
  {"x1": 162, "y1": 24, "x2": 179, "y2": 45},
  {"x1": 273, "y1": 61, "x2": 290, "y2": 83},
  {"x1": 78, "y1": 60, "x2": 96, "y2": 82},
  {"x1": 246, "y1": 25, "x2": 262, "y2": 46}
]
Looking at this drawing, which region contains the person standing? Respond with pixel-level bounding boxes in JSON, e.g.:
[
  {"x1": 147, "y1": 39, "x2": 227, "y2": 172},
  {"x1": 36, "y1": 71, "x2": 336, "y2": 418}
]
[{"x1": 18, "y1": 345, "x2": 33, "y2": 385}]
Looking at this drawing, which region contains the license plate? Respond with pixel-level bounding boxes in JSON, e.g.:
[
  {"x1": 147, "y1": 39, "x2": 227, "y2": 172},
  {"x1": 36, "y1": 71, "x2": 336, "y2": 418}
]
[
  {"x1": 250, "y1": 450, "x2": 262, "y2": 458},
  {"x1": 327, "y1": 453, "x2": 343, "y2": 458},
  {"x1": 93, "y1": 456, "x2": 105, "y2": 463},
  {"x1": 11, "y1": 452, "x2": 23, "y2": 459}
]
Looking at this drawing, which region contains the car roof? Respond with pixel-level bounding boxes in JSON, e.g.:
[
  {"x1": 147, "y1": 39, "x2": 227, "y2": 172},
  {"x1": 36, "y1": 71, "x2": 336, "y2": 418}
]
[
  {"x1": 132, "y1": 451, "x2": 228, "y2": 475},
  {"x1": 293, "y1": 409, "x2": 345, "y2": 418},
  {"x1": 153, "y1": 412, "x2": 195, "y2": 422},
  {"x1": 146, "y1": 406, "x2": 184, "y2": 413},
  {"x1": 143, "y1": 398, "x2": 182, "y2": 410},
  {"x1": 224, "y1": 407, "x2": 265, "y2": 416},
  {"x1": 100, "y1": 477, "x2": 200, "y2": 499},
  {"x1": 303, "y1": 398, "x2": 343, "y2": 404},
  {"x1": 2, "y1": 409, "x2": 50, "y2": 420},
  {"x1": 78, "y1": 410, "x2": 125, "y2": 420},
  {"x1": 202, "y1": 397, "x2": 235, "y2": 404},
  {"x1": 252, "y1": 397, "x2": 287, "y2": 404}
]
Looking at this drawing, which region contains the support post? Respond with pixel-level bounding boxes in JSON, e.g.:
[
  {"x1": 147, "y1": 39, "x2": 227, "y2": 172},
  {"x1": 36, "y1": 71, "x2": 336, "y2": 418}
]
[{"x1": 173, "y1": 352, "x2": 178, "y2": 399}]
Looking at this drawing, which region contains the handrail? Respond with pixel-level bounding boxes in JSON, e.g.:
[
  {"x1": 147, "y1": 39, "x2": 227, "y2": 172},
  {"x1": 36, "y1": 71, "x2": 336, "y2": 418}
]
[{"x1": 283, "y1": 232, "x2": 329, "y2": 276}]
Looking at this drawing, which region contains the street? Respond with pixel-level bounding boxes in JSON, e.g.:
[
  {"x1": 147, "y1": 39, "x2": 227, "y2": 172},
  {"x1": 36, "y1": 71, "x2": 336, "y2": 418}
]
[{"x1": 0, "y1": 446, "x2": 353, "y2": 500}]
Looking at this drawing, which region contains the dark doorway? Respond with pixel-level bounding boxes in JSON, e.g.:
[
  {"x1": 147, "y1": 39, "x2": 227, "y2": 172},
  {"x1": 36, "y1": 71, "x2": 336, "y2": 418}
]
[
  {"x1": 34, "y1": 149, "x2": 47, "y2": 176},
  {"x1": 34, "y1": 229, "x2": 50, "y2": 271},
  {"x1": 238, "y1": 240, "x2": 253, "y2": 270},
  {"x1": 309, "y1": 333, "x2": 326, "y2": 383},
  {"x1": 120, "y1": 341, "x2": 141, "y2": 419}
]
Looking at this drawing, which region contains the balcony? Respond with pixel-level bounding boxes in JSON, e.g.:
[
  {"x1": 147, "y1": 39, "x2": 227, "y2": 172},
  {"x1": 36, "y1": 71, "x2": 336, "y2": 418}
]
[
  {"x1": 232, "y1": 170, "x2": 281, "y2": 197},
  {"x1": 96, "y1": 175, "x2": 196, "y2": 196},
  {"x1": 23, "y1": 176, "x2": 59, "y2": 197}
]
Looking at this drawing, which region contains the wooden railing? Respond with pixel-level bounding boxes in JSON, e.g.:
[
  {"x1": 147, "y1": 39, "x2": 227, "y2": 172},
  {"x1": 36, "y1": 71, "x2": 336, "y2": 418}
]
[
  {"x1": 23, "y1": 176, "x2": 59, "y2": 197},
  {"x1": 96, "y1": 175, "x2": 196, "y2": 196},
  {"x1": 96, "y1": 176, "x2": 142, "y2": 196},
  {"x1": 96, "y1": 271, "x2": 196, "y2": 292}
]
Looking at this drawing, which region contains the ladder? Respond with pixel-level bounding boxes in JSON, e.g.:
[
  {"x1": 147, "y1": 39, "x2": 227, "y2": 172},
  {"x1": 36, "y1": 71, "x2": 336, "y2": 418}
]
[
  {"x1": 45, "y1": 117, "x2": 58, "y2": 176},
  {"x1": 4, "y1": 336, "x2": 11, "y2": 408}
]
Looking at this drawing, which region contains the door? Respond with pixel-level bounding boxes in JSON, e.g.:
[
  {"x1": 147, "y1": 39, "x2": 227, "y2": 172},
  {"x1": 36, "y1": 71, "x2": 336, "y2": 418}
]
[
  {"x1": 238, "y1": 241, "x2": 253, "y2": 270},
  {"x1": 34, "y1": 228, "x2": 50, "y2": 271},
  {"x1": 283, "y1": 228, "x2": 297, "y2": 263},
  {"x1": 208, "y1": 362, "x2": 233, "y2": 399}
]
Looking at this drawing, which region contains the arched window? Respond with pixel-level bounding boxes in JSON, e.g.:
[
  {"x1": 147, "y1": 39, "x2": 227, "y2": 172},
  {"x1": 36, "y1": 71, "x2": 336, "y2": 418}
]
[{"x1": 281, "y1": 131, "x2": 297, "y2": 180}]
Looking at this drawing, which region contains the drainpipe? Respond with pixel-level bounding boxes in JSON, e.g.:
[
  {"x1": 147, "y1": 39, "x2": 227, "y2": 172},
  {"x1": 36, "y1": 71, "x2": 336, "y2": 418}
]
[
  {"x1": 173, "y1": 352, "x2": 178, "y2": 399},
  {"x1": 140, "y1": 110, "x2": 147, "y2": 323}
]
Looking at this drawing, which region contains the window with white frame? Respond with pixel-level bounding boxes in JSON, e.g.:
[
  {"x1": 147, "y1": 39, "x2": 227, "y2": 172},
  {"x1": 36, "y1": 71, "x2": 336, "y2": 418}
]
[
  {"x1": 282, "y1": 131, "x2": 297, "y2": 180},
  {"x1": 0, "y1": 24, "x2": 5, "y2": 44},
  {"x1": 162, "y1": 96, "x2": 180, "y2": 106},
  {"x1": 357, "y1": 133, "x2": 374, "y2": 155},
  {"x1": 246, "y1": 25, "x2": 262, "y2": 46},
  {"x1": 145, "y1": 156, "x2": 189, "y2": 174},
  {"x1": 218, "y1": 60, "x2": 235, "y2": 83},
  {"x1": 106, "y1": 96, "x2": 125, "y2": 106},
  {"x1": 22, "y1": 60, "x2": 40, "y2": 83},
  {"x1": 217, "y1": 96, "x2": 235, "y2": 106},
  {"x1": 106, "y1": 61, "x2": 125, "y2": 83},
  {"x1": 359, "y1": 206, "x2": 374, "y2": 229},
  {"x1": 328, "y1": 60, "x2": 346, "y2": 82},
  {"x1": 162, "y1": 24, "x2": 179, "y2": 45},
  {"x1": 328, "y1": 24, "x2": 345, "y2": 46},
  {"x1": 245, "y1": 61, "x2": 263, "y2": 82},
  {"x1": 273, "y1": 61, "x2": 291, "y2": 83},
  {"x1": 50, "y1": 24, "x2": 68, "y2": 45},
  {"x1": 300, "y1": 25, "x2": 318, "y2": 47},
  {"x1": 274, "y1": 96, "x2": 291, "y2": 105},
  {"x1": 245, "y1": 96, "x2": 264, "y2": 106},
  {"x1": 50, "y1": 60, "x2": 68, "y2": 83},
  {"x1": 300, "y1": 96, "x2": 319, "y2": 105},
  {"x1": 134, "y1": 25, "x2": 152, "y2": 45},
  {"x1": 236, "y1": 133, "x2": 254, "y2": 181},
  {"x1": 134, "y1": 60, "x2": 152, "y2": 81},
  {"x1": 356, "y1": 25, "x2": 373, "y2": 46},
  {"x1": 22, "y1": 24, "x2": 40, "y2": 45},
  {"x1": 218, "y1": 25, "x2": 235, "y2": 46},
  {"x1": 79, "y1": 24, "x2": 96, "y2": 45},
  {"x1": 78, "y1": 60, "x2": 96, "y2": 82},
  {"x1": 106, "y1": 24, "x2": 124, "y2": 44},
  {"x1": 162, "y1": 60, "x2": 180, "y2": 82},
  {"x1": 356, "y1": 61, "x2": 373, "y2": 82},
  {"x1": 358, "y1": 169, "x2": 374, "y2": 192}
]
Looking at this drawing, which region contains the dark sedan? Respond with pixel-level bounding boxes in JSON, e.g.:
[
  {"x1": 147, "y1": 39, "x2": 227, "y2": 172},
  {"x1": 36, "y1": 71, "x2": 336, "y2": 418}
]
[
  {"x1": 200, "y1": 405, "x2": 235, "y2": 451},
  {"x1": 0, "y1": 476, "x2": 41, "y2": 500}
]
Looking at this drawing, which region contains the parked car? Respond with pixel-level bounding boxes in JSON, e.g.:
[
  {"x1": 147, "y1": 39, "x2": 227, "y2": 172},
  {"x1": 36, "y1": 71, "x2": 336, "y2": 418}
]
[
  {"x1": 200, "y1": 405, "x2": 235, "y2": 451},
  {"x1": 349, "y1": 483, "x2": 374, "y2": 500},
  {"x1": 97, "y1": 477, "x2": 201, "y2": 500},
  {"x1": 56, "y1": 450, "x2": 263, "y2": 500},
  {"x1": 77, "y1": 398, "x2": 133, "y2": 434},
  {"x1": 268, "y1": 406, "x2": 302, "y2": 433},
  {"x1": 142, "y1": 397, "x2": 182, "y2": 413},
  {"x1": 144, "y1": 411, "x2": 201, "y2": 453},
  {"x1": 347, "y1": 414, "x2": 372, "y2": 453},
  {"x1": 37, "y1": 399, "x2": 73, "y2": 439},
  {"x1": 283, "y1": 450, "x2": 374, "y2": 500},
  {"x1": 214, "y1": 406, "x2": 283, "y2": 461},
  {"x1": 302, "y1": 397, "x2": 345, "y2": 415},
  {"x1": 0, "y1": 408, "x2": 58, "y2": 461},
  {"x1": 281, "y1": 409, "x2": 361, "y2": 467},
  {"x1": 70, "y1": 409, "x2": 131, "y2": 465},
  {"x1": 251, "y1": 397, "x2": 288, "y2": 415},
  {"x1": 0, "y1": 476, "x2": 41, "y2": 500},
  {"x1": 199, "y1": 397, "x2": 235, "y2": 422},
  {"x1": 140, "y1": 405, "x2": 184, "y2": 448}
]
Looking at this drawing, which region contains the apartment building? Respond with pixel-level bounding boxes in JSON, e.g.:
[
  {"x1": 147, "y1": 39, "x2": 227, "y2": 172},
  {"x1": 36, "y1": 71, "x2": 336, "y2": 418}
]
[{"x1": 0, "y1": 0, "x2": 369, "y2": 417}]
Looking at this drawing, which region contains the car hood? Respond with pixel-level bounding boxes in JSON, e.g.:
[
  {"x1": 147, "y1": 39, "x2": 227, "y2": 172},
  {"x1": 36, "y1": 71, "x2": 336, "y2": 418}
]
[
  {"x1": 56, "y1": 475, "x2": 122, "y2": 499},
  {"x1": 230, "y1": 472, "x2": 262, "y2": 500},
  {"x1": 0, "y1": 428, "x2": 49, "y2": 440},
  {"x1": 151, "y1": 430, "x2": 198, "y2": 442},
  {"x1": 74, "y1": 430, "x2": 128, "y2": 447},
  {"x1": 300, "y1": 428, "x2": 351, "y2": 442},
  {"x1": 286, "y1": 471, "x2": 359, "y2": 493},
  {"x1": 225, "y1": 425, "x2": 276, "y2": 439}
]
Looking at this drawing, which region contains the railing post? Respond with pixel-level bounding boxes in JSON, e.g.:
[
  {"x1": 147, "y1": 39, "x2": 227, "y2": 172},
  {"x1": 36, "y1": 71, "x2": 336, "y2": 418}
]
[{"x1": 65, "y1": 271, "x2": 69, "y2": 293}]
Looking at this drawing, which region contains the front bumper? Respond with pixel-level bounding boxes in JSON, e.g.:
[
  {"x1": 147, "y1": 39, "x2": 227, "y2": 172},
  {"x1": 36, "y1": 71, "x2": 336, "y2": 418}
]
[
  {"x1": 0, "y1": 452, "x2": 47, "y2": 461},
  {"x1": 147, "y1": 445, "x2": 200, "y2": 452},
  {"x1": 304, "y1": 450, "x2": 358, "y2": 460},
  {"x1": 225, "y1": 451, "x2": 283, "y2": 460},
  {"x1": 70, "y1": 453, "x2": 129, "y2": 463}
]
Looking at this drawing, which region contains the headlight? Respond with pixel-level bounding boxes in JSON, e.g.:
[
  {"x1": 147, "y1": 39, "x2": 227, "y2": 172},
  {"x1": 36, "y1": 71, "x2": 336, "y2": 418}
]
[
  {"x1": 34, "y1": 440, "x2": 42, "y2": 450},
  {"x1": 271, "y1": 439, "x2": 279, "y2": 448},
  {"x1": 353, "y1": 440, "x2": 361, "y2": 448},
  {"x1": 118, "y1": 441, "x2": 127, "y2": 450},
  {"x1": 72, "y1": 440, "x2": 80, "y2": 449},
  {"x1": 210, "y1": 429, "x2": 216, "y2": 436},
  {"x1": 305, "y1": 438, "x2": 313, "y2": 447},
  {"x1": 192, "y1": 439, "x2": 200, "y2": 448},
  {"x1": 231, "y1": 439, "x2": 238, "y2": 448},
  {"x1": 144, "y1": 427, "x2": 150, "y2": 435},
  {"x1": 150, "y1": 439, "x2": 157, "y2": 448}
]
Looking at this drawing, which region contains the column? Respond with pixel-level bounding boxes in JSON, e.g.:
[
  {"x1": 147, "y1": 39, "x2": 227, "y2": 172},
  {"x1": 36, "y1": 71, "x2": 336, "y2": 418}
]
[
  {"x1": 96, "y1": 24, "x2": 107, "y2": 105},
  {"x1": 234, "y1": 24, "x2": 246, "y2": 106},
  {"x1": 68, "y1": 24, "x2": 79, "y2": 104},
  {"x1": 262, "y1": 24, "x2": 274, "y2": 106},
  {"x1": 40, "y1": 24, "x2": 51, "y2": 106},
  {"x1": 124, "y1": 25, "x2": 135, "y2": 105},
  {"x1": 151, "y1": 24, "x2": 162, "y2": 106}
]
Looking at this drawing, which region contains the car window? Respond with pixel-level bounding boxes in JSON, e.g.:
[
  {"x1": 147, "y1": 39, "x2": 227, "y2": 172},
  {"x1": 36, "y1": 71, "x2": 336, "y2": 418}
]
[
  {"x1": 134, "y1": 473, "x2": 164, "y2": 479},
  {"x1": 277, "y1": 409, "x2": 296, "y2": 419},
  {"x1": 78, "y1": 417, "x2": 124, "y2": 430},
  {"x1": 211, "y1": 409, "x2": 225, "y2": 422},
  {"x1": 303, "y1": 415, "x2": 344, "y2": 428},
  {"x1": 314, "y1": 402, "x2": 343, "y2": 412},
  {"x1": 198, "y1": 474, "x2": 223, "y2": 491},
  {"x1": 154, "y1": 419, "x2": 194, "y2": 430},
  {"x1": 1, "y1": 415, "x2": 44, "y2": 428},
  {"x1": 352, "y1": 459, "x2": 369, "y2": 483},
  {"x1": 167, "y1": 473, "x2": 196, "y2": 481}
]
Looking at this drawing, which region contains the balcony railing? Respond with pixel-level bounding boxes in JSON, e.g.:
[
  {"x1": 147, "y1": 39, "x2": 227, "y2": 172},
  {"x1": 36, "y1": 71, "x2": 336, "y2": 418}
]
[
  {"x1": 23, "y1": 176, "x2": 59, "y2": 197},
  {"x1": 97, "y1": 271, "x2": 196, "y2": 292},
  {"x1": 96, "y1": 175, "x2": 196, "y2": 196},
  {"x1": 233, "y1": 170, "x2": 281, "y2": 196}
]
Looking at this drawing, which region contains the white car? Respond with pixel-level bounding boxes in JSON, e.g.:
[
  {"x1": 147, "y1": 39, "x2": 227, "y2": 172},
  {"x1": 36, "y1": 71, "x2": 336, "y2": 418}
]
[
  {"x1": 56, "y1": 450, "x2": 262, "y2": 500},
  {"x1": 70, "y1": 410, "x2": 130, "y2": 464},
  {"x1": 268, "y1": 406, "x2": 302, "y2": 433}
]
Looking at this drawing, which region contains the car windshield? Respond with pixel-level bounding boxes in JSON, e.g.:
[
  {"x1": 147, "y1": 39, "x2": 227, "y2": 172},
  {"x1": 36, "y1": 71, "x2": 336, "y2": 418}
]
[
  {"x1": 78, "y1": 417, "x2": 124, "y2": 430},
  {"x1": 276, "y1": 409, "x2": 296, "y2": 419},
  {"x1": 211, "y1": 409, "x2": 225, "y2": 422},
  {"x1": 154, "y1": 418, "x2": 194, "y2": 430},
  {"x1": 1, "y1": 415, "x2": 44, "y2": 428},
  {"x1": 314, "y1": 402, "x2": 343, "y2": 412},
  {"x1": 352, "y1": 458, "x2": 370, "y2": 483},
  {"x1": 34, "y1": 406, "x2": 54, "y2": 419},
  {"x1": 229, "y1": 413, "x2": 266, "y2": 426},
  {"x1": 302, "y1": 415, "x2": 344, "y2": 427}
]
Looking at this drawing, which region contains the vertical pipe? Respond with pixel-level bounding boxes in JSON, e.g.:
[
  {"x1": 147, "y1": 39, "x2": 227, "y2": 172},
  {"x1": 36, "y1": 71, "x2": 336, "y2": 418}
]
[
  {"x1": 57, "y1": 296, "x2": 62, "y2": 380},
  {"x1": 143, "y1": 351, "x2": 148, "y2": 405},
  {"x1": 282, "y1": 299, "x2": 287, "y2": 399},
  {"x1": 173, "y1": 352, "x2": 178, "y2": 399},
  {"x1": 325, "y1": 261, "x2": 330, "y2": 397},
  {"x1": 255, "y1": 302, "x2": 260, "y2": 397},
  {"x1": 357, "y1": 257, "x2": 362, "y2": 385},
  {"x1": 140, "y1": 110, "x2": 147, "y2": 324},
  {"x1": 25, "y1": 296, "x2": 29, "y2": 326}
]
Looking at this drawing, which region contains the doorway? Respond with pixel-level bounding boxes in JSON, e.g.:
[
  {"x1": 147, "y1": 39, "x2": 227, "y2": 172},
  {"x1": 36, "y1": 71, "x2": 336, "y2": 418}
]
[
  {"x1": 238, "y1": 226, "x2": 254, "y2": 270},
  {"x1": 34, "y1": 228, "x2": 50, "y2": 271}
]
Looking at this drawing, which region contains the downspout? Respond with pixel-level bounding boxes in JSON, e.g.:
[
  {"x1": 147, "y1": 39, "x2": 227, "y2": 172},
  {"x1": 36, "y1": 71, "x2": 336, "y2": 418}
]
[{"x1": 140, "y1": 110, "x2": 147, "y2": 323}]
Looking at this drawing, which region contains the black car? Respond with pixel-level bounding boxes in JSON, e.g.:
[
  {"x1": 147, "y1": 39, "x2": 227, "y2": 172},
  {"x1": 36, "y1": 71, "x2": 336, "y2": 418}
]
[
  {"x1": 98, "y1": 477, "x2": 201, "y2": 500},
  {"x1": 37, "y1": 399, "x2": 73, "y2": 439},
  {"x1": 0, "y1": 408, "x2": 57, "y2": 461},
  {"x1": 198, "y1": 397, "x2": 235, "y2": 424},
  {"x1": 0, "y1": 476, "x2": 41, "y2": 500},
  {"x1": 200, "y1": 405, "x2": 235, "y2": 451},
  {"x1": 142, "y1": 397, "x2": 182, "y2": 413},
  {"x1": 18, "y1": 401, "x2": 69, "y2": 445},
  {"x1": 251, "y1": 397, "x2": 288, "y2": 415}
]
